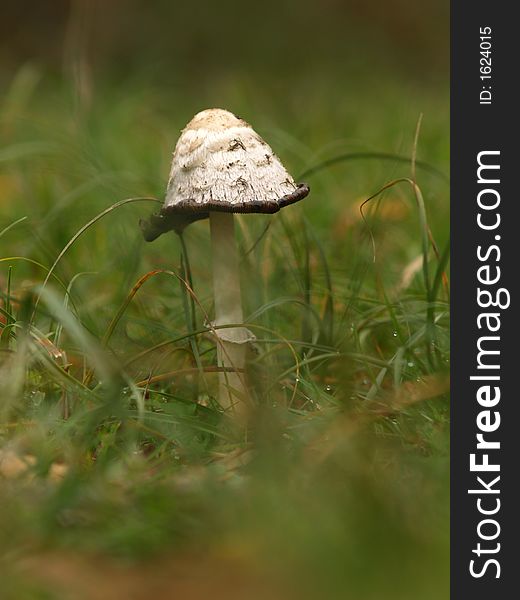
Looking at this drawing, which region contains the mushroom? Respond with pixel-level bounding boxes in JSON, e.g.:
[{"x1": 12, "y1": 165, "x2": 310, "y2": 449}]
[{"x1": 140, "y1": 108, "x2": 309, "y2": 413}]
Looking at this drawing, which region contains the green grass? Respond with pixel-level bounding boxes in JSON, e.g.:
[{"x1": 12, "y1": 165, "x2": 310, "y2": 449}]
[{"x1": 1, "y1": 65, "x2": 449, "y2": 599}]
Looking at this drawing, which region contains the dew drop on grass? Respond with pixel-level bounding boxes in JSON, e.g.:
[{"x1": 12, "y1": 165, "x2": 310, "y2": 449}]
[
  {"x1": 392, "y1": 331, "x2": 398, "y2": 337},
  {"x1": 407, "y1": 361, "x2": 415, "y2": 368},
  {"x1": 325, "y1": 384, "x2": 333, "y2": 392}
]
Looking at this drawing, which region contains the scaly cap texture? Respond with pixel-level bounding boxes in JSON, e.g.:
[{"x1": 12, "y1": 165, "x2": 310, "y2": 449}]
[{"x1": 140, "y1": 108, "x2": 309, "y2": 240}]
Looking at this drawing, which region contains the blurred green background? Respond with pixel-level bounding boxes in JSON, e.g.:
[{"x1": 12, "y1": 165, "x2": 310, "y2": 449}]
[{"x1": 1, "y1": 2, "x2": 449, "y2": 599}]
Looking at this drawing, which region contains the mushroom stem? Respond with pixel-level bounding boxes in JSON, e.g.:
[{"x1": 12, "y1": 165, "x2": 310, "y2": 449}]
[{"x1": 209, "y1": 211, "x2": 248, "y2": 412}]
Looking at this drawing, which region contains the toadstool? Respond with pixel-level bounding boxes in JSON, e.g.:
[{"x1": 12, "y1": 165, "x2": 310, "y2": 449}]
[{"x1": 140, "y1": 108, "x2": 309, "y2": 413}]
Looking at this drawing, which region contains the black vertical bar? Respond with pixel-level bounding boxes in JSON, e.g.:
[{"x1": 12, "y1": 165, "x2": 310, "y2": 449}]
[{"x1": 451, "y1": 2, "x2": 516, "y2": 597}]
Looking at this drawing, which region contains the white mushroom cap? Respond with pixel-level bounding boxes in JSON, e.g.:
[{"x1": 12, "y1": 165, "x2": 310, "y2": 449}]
[{"x1": 141, "y1": 108, "x2": 309, "y2": 240}]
